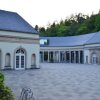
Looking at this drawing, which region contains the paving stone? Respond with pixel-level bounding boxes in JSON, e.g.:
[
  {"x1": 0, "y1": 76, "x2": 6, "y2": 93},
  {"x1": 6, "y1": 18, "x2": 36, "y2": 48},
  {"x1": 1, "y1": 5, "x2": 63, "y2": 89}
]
[{"x1": 3, "y1": 63, "x2": 100, "y2": 100}]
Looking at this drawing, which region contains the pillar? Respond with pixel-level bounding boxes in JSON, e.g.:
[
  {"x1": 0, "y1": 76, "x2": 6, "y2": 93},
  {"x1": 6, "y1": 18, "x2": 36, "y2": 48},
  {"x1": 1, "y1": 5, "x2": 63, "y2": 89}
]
[
  {"x1": 2, "y1": 51, "x2": 5, "y2": 69},
  {"x1": 48, "y1": 51, "x2": 49, "y2": 62},
  {"x1": 43, "y1": 51, "x2": 44, "y2": 62},
  {"x1": 53, "y1": 51, "x2": 55, "y2": 62},
  {"x1": 11, "y1": 53, "x2": 13, "y2": 69},
  {"x1": 49, "y1": 52, "x2": 51, "y2": 62},
  {"x1": 64, "y1": 51, "x2": 66, "y2": 62},
  {"x1": 74, "y1": 51, "x2": 76, "y2": 63},
  {"x1": 78, "y1": 51, "x2": 80, "y2": 63},
  {"x1": 69, "y1": 51, "x2": 71, "y2": 63},
  {"x1": 58, "y1": 51, "x2": 60, "y2": 63}
]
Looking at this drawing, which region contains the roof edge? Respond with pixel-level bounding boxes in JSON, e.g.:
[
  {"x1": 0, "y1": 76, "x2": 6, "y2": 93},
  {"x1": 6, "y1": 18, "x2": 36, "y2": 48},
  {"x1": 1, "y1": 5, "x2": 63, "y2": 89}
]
[{"x1": 0, "y1": 29, "x2": 39, "y2": 35}]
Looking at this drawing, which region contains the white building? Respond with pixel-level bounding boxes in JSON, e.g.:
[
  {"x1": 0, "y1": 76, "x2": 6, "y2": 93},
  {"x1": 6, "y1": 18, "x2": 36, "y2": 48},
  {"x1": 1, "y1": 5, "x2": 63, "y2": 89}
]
[
  {"x1": 0, "y1": 10, "x2": 40, "y2": 70},
  {"x1": 0, "y1": 10, "x2": 100, "y2": 71},
  {"x1": 40, "y1": 32, "x2": 100, "y2": 65}
]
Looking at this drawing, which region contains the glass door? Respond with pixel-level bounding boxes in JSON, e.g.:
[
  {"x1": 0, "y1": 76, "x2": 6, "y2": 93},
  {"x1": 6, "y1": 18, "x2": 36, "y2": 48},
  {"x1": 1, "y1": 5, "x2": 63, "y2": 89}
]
[
  {"x1": 16, "y1": 55, "x2": 20, "y2": 69},
  {"x1": 15, "y1": 49, "x2": 25, "y2": 70},
  {"x1": 21, "y1": 55, "x2": 25, "y2": 69}
]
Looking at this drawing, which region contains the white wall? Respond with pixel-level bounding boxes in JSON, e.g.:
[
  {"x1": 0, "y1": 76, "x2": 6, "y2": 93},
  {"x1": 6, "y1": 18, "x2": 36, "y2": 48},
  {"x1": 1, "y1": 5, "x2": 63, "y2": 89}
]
[
  {"x1": 0, "y1": 42, "x2": 39, "y2": 69},
  {"x1": 84, "y1": 49, "x2": 90, "y2": 64},
  {"x1": 0, "y1": 30, "x2": 39, "y2": 39}
]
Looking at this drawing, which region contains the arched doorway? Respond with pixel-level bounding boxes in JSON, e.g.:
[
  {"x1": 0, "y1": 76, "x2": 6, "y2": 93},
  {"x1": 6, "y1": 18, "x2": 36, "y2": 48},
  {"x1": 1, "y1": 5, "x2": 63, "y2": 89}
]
[
  {"x1": 31, "y1": 54, "x2": 36, "y2": 67},
  {"x1": 15, "y1": 49, "x2": 26, "y2": 70},
  {"x1": 92, "y1": 53, "x2": 97, "y2": 64},
  {"x1": 5, "y1": 53, "x2": 11, "y2": 68}
]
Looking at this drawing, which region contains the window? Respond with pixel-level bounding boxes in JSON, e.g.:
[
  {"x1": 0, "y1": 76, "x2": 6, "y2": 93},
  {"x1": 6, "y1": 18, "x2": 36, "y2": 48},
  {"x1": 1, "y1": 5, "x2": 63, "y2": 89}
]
[
  {"x1": 40, "y1": 39, "x2": 49, "y2": 45},
  {"x1": 16, "y1": 49, "x2": 25, "y2": 54}
]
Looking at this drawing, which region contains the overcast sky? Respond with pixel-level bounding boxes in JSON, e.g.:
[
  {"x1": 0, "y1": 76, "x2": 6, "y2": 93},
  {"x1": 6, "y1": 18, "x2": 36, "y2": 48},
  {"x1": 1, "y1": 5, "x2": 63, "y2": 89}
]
[{"x1": 0, "y1": 0, "x2": 100, "y2": 27}]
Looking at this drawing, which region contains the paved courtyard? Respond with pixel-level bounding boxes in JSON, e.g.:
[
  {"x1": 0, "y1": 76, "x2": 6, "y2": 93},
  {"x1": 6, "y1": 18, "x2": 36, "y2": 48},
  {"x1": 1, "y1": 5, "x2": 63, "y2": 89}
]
[{"x1": 3, "y1": 63, "x2": 100, "y2": 100}]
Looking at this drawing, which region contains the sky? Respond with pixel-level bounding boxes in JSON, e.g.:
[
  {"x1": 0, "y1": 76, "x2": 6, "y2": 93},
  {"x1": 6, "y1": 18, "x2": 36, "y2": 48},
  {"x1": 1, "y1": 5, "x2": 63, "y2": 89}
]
[{"x1": 0, "y1": 0, "x2": 100, "y2": 28}]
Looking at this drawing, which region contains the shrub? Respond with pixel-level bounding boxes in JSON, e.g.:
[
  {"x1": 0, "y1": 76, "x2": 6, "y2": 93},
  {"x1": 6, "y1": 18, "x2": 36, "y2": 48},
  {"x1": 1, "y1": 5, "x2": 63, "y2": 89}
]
[{"x1": 0, "y1": 72, "x2": 14, "y2": 100}]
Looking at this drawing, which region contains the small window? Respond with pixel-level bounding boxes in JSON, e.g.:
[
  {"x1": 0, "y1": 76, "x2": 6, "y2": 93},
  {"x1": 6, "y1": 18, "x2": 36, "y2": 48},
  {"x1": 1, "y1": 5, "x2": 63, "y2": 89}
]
[{"x1": 40, "y1": 39, "x2": 49, "y2": 45}]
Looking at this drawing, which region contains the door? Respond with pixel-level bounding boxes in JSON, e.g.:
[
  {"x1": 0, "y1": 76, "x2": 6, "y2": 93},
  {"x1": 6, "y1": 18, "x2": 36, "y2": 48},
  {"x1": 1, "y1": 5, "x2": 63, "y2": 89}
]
[
  {"x1": 92, "y1": 54, "x2": 97, "y2": 64},
  {"x1": 15, "y1": 49, "x2": 25, "y2": 70},
  {"x1": 92, "y1": 57, "x2": 97, "y2": 64}
]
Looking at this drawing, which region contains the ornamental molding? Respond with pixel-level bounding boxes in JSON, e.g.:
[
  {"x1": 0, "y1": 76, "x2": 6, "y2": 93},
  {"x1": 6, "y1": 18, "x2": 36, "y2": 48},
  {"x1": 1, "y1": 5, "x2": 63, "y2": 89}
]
[{"x1": 0, "y1": 35, "x2": 39, "y2": 44}]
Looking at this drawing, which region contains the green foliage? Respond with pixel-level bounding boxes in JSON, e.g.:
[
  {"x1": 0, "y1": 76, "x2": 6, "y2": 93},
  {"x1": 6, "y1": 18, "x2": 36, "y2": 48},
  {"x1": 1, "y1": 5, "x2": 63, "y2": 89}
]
[
  {"x1": 39, "y1": 11, "x2": 100, "y2": 37},
  {"x1": 0, "y1": 72, "x2": 14, "y2": 100},
  {"x1": 94, "y1": 14, "x2": 100, "y2": 31},
  {"x1": 0, "y1": 73, "x2": 4, "y2": 82},
  {"x1": 77, "y1": 24, "x2": 89, "y2": 35}
]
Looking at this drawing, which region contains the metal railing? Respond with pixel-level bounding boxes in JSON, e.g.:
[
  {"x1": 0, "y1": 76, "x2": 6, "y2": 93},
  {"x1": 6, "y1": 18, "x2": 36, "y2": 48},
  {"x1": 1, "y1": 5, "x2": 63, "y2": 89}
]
[{"x1": 20, "y1": 87, "x2": 34, "y2": 100}]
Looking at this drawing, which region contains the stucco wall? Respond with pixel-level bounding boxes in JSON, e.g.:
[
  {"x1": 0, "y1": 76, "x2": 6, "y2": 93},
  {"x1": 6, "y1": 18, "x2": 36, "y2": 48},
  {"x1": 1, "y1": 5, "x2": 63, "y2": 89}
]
[
  {"x1": 90, "y1": 49, "x2": 100, "y2": 64},
  {"x1": 84, "y1": 49, "x2": 90, "y2": 64},
  {"x1": 0, "y1": 30, "x2": 39, "y2": 70},
  {"x1": 0, "y1": 42, "x2": 39, "y2": 69},
  {"x1": 0, "y1": 30, "x2": 39, "y2": 39}
]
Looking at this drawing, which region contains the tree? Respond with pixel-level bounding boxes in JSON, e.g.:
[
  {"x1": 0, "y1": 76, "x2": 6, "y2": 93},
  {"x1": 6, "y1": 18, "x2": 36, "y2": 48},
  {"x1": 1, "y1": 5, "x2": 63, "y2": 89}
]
[
  {"x1": 35, "y1": 25, "x2": 39, "y2": 31},
  {"x1": 77, "y1": 24, "x2": 89, "y2": 35},
  {"x1": 0, "y1": 72, "x2": 14, "y2": 100},
  {"x1": 39, "y1": 11, "x2": 100, "y2": 37},
  {"x1": 94, "y1": 14, "x2": 100, "y2": 31}
]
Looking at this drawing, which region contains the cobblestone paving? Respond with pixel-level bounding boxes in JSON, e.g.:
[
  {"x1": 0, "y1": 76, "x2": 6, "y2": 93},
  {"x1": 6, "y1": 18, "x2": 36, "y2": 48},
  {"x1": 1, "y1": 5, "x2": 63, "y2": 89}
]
[{"x1": 3, "y1": 63, "x2": 100, "y2": 100}]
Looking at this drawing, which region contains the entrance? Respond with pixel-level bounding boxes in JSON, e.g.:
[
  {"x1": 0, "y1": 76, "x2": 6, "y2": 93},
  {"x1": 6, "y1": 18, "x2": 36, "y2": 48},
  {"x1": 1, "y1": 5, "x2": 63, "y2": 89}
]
[
  {"x1": 92, "y1": 53, "x2": 97, "y2": 64},
  {"x1": 15, "y1": 49, "x2": 25, "y2": 70}
]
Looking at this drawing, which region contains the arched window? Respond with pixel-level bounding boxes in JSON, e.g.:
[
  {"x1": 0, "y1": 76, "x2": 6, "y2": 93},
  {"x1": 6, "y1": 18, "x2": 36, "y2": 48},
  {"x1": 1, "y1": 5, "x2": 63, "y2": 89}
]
[
  {"x1": 5, "y1": 53, "x2": 11, "y2": 67},
  {"x1": 16, "y1": 49, "x2": 25, "y2": 54},
  {"x1": 31, "y1": 54, "x2": 36, "y2": 67}
]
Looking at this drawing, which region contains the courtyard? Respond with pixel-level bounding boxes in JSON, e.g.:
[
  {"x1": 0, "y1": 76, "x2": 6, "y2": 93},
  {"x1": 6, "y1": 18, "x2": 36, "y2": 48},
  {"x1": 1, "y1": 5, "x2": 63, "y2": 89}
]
[{"x1": 3, "y1": 63, "x2": 100, "y2": 100}]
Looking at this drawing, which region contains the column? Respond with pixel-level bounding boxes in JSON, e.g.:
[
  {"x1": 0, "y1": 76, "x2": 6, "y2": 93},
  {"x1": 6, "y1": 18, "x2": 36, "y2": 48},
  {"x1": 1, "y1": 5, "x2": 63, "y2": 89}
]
[
  {"x1": 2, "y1": 51, "x2": 5, "y2": 69},
  {"x1": 78, "y1": 51, "x2": 80, "y2": 63},
  {"x1": 57, "y1": 51, "x2": 59, "y2": 62},
  {"x1": 55, "y1": 51, "x2": 57, "y2": 62},
  {"x1": 58, "y1": 51, "x2": 60, "y2": 63},
  {"x1": 69, "y1": 51, "x2": 71, "y2": 63},
  {"x1": 43, "y1": 51, "x2": 44, "y2": 62},
  {"x1": 48, "y1": 51, "x2": 49, "y2": 62},
  {"x1": 72, "y1": 51, "x2": 74, "y2": 63},
  {"x1": 11, "y1": 53, "x2": 13, "y2": 69},
  {"x1": 52, "y1": 51, "x2": 54, "y2": 62},
  {"x1": 49, "y1": 52, "x2": 51, "y2": 62},
  {"x1": 53, "y1": 51, "x2": 54, "y2": 62},
  {"x1": 64, "y1": 51, "x2": 66, "y2": 62},
  {"x1": 74, "y1": 51, "x2": 76, "y2": 63}
]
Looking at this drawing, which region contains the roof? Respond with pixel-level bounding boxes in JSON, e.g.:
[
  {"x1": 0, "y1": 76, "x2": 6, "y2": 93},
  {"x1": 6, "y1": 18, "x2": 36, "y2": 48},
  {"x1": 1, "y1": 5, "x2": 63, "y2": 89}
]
[
  {"x1": 0, "y1": 10, "x2": 38, "y2": 34},
  {"x1": 85, "y1": 31, "x2": 100, "y2": 44},
  {"x1": 40, "y1": 31, "x2": 100, "y2": 47}
]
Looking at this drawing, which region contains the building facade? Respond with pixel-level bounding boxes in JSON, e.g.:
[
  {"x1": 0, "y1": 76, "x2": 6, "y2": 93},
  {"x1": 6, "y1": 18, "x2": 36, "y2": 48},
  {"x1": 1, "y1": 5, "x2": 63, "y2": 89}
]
[
  {"x1": 0, "y1": 10, "x2": 100, "y2": 71},
  {"x1": 40, "y1": 32, "x2": 100, "y2": 65},
  {"x1": 0, "y1": 10, "x2": 40, "y2": 70}
]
